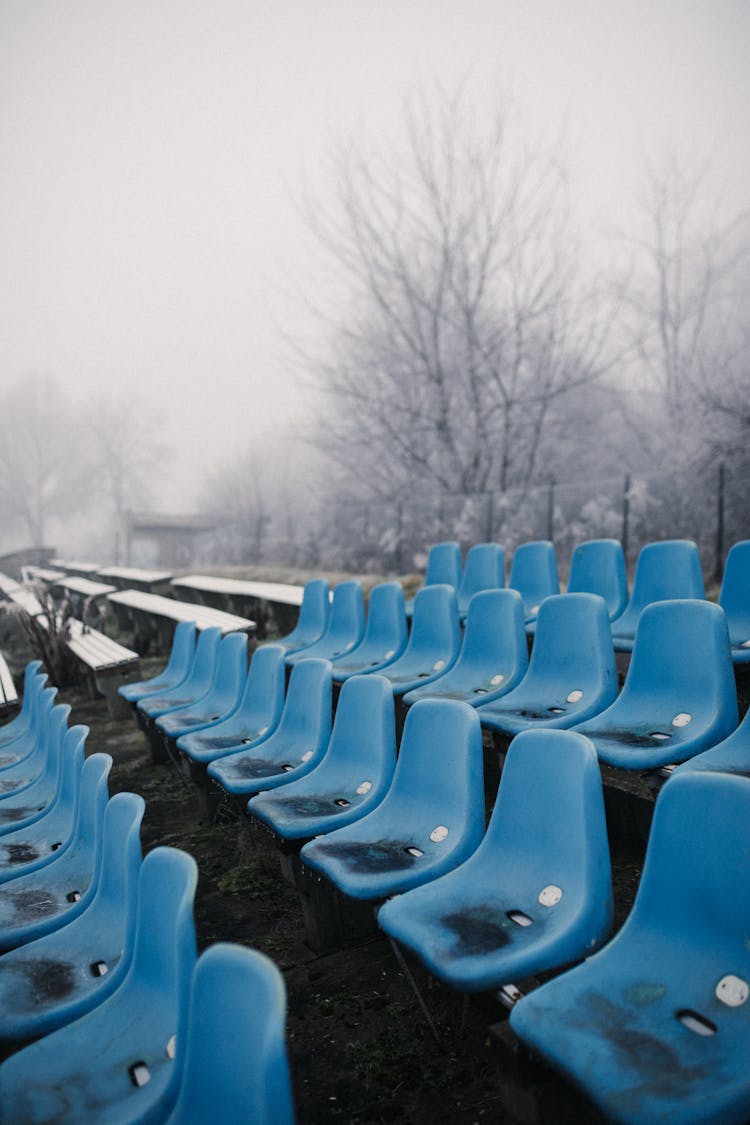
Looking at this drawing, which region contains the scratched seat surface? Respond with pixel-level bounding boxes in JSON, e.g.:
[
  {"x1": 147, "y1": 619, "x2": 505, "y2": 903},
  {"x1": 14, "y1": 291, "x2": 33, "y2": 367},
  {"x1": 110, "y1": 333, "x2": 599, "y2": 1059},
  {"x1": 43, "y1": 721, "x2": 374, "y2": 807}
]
[
  {"x1": 572, "y1": 600, "x2": 738, "y2": 770},
  {"x1": 378, "y1": 729, "x2": 612, "y2": 992},
  {"x1": 718, "y1": 539, "x2": 750, "y2": 664},
  {"x1": 0, "y1": 846, "x2": 198, "y2": 1125},
  {"x1": 0, "y1": 753, "x2": 111, "y2": 952},
  {"x1": 300, "y1": 698, "x2": 485, "y2": 902},
  {"x1": 273, "y1": 577, "x2": 330, "y2": 656},
  {"x1": 164, "y1": 943, "x2": 295, "y2": 1125},
  {"x1": 510, "y1": 770, "x2": 750, "y2": 1125},
  {"x1": 177, "y1": 644, "x2": 285, "y2": 765},
  {"x1": 136, "y1": 626, "x2": 222, "y2": 720},
  {"x1": 118, "y1": 620, "x2": 196, "y2": 703},
  {"x1": 402, "y1": 588, "x2": 528, "y2": 709},
  {"x1": 247, "y1": 674, "x2": 397, "y2": 841},
  {"x1": 476, "y1": 593, "x2": 618, "y2": 736},
  {"x1": 610, "y1": 538, "x2": 705, "y2": 653},
  {"x1": 285, "y1": 580, "x2": 365, "y2": 667},
  {"x1": 455, "y1": 543, "x2": 505, "y2": 619},
  {"x1": 566, "y1": 538, "x2": 629, "y2": 621},
  {"x1": 0, "y1": 708, "x2": 81, "y2": 839},
  {"x1": 404, "y1": 541, "x2": 462, "y2": 618},
  {"x1": 0, "y1": 723, "x2": 86, "y2": 882},
  {"x1": 372, "y1": 584, "x2": 462, "y2": 697},
  {"x1": 330, "y1": 582, "x2": 408, "y2": 682},
  {"x1": 155, "y1": 632, "x2": 248, "y2": 743},
  {"x1": 207, "y1": 658, "x2": 333, "y2": 799},
  {"x1": 0, "y1": 791, "x2": 144, "y2": 1044},
  {"x1": 507, "y1": 539, "x2": 559, "y2": 625}
]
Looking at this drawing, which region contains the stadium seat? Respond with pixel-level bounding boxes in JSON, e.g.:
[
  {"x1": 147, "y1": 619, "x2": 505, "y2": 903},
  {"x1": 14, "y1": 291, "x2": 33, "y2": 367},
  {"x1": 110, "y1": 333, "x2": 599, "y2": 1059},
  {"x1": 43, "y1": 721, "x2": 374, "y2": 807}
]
[
  {"x1": 285, "y1": 580, "x2": 365, "y2": 666},
  {"x1": 572, "y1": 600, "x2": 738, "y2": 770},
  {"x1": 0, "y1": 846, "x2": 198, "y2": 1125},
  {"x1": 136, "y1": 626, "x2": 222, "y2": 723},
  {"x1": 0, "y1": 662, "x2": 46, "y2": 753},
  {"x1": 610, "y1": 538, "x2": 705, "y2": 653},
  {"x1": 456, "y1": 543, "x2": 505, "y2": 619},
  {"x1": 300, "y1": 699, "x2": 485, "y2": 902},
  {"x1": 404, "y1": 541, "x2": 462, "y2": 617},
  {"x1": 0, "y1": 686, "x2": 57, "y2": 791},
  {"x1": 402, "y1": 588, "x2": 528, "y2": 709},
  {"x1": 247, "y1": 673, "x2": 397, "y2": 841},
  {"x1": 476, "y1": 594, "x2": 618, "y2": 737},
  {"x1": 164, "y1": 943, "x2": 295, "y2": 1125},
  {"x1": 566, "y1": 538, "x2": 628, "y2": 621},
  {"x1": 0, "y1": 753, "x2": 111, "y2": 951},
  {"x1": 378, "y1": 729, "x2": 612, "y2": 991},
  {"x1": 507, "y1": 540, "x2": 560, "y2": 625},
  {"x1": 330, "y1": 582, "x2": 408, "y2": 682},
  {"x1": 0, "y1": 791, "x2": 145, "y2": 1044},
  {"x1": 207, "y1": 658, "x2": 333, "y2": 801},
  {"x1": 0, "y1": 707, "x2": 79, "y2": 837},
  {"x1": 118, "y1": 620, "x2": 196, "y2": 704},
  {"x1": 373, "y1": 584, "x2": 462, "y2": 697},
  {"x1": 510, "y1": 770, "x2": 750, "y2": 1125},
  {"x1": 672, "y1": 705, "x2": 750, "y2": 777},
  {"x1": 155, "y1": 632, "x2": 248, "y2": 748},
  {"x1": 718, "y1": 539, "x2": 750, "y2": 664},
  {"x1": 272, "y1": 577, "x2": 330, "y2": 656}
]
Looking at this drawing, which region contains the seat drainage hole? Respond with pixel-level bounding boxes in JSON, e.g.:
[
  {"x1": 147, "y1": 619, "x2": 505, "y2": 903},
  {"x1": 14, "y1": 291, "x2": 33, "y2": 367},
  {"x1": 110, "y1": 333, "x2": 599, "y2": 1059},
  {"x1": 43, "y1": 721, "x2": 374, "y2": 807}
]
[
  {"x1": 129, "y1": 1062, "x2": 151, "y2": 1088},
  {"x1": 549, "y1": 707, "x2": 565, "y2": 714},
  {"x1": 677, "y1": 1010, "x2": 716, "y2": 1037},
  {"x1": 474, "y1": 688, "x2": 488, "y2": 694},
  {"x1": 651, "y1": 732, "x2": 670, "y2": 741},
  {"x1": 90, "y1": 960, "x2": 109, "y2": 977},
  {"x1": 507, "y1": 910, "x2": 533, "y2": 928},
  {"x1": 405, "y1": 846, "x2": 424, "y2": 858},
  {"x1": 50, "y1": 842, "x2": 62, "y2": 851},
  {"x1": 334, "y1": 798, "x2": 350, "y2": 807},
  {"x1": 66, "y1": 890, "x2": 82, "y2": 903},
  {"x1": 281, "y1": 764, "x2": 294, "y2": 772}
]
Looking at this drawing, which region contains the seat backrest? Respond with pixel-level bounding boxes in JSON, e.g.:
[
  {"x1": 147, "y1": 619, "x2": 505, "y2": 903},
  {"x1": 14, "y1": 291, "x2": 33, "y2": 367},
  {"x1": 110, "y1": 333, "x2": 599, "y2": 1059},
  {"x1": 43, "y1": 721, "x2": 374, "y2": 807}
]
[
  {"x1": 179, "y1": 626, "x2": 223, "y2": 697},
  {"x1": 424, "y1": 541, "x2": 462, "y2": 588},
  {"x1": 619, "y1": 599, "x2": 737, "y2": 723},
  {"x1": 32, "y1": 702, "x2": 72, "y2": 791},
  {"x1": 358, "y1": 582, "x2": 408, "y2": 655},
  {"x1": 567, "y1": 539, "x2": 628, "y2": 620},
  {"x1": 96, "y1": 791, "x2": 146, "y2": 915},
  {"x1": 320, "y1": 580, "x2": 365, "y2": 651},
  {"x1": 276, "y1": 658, "x2": 333, "y2": 742},
  {"x1": 523, "y1": 593, "x2": 617, "y2": 690},
  {"x1": 202, "y1": 632, "x2": 248, "y2": 706},
  {"x1": 457, "y1": 543, "x2": 505, "y2": 614},
  {"x1": 623, "y1": 538, "x2": 705, "y2": 616},
  {"x1": 166, "y1": 943, "x2": 294, "y2": 1125},
  {"x1": 292, "y1": 578, "x2": 331, "y2": 639},
  {"x1": 719, "y1": 539, "x2": 750, "y2": 640},
  {"x1": 508, "y1": 540, "x2": 560, "y2": 617},
  {"x1": 482, "y1": 729, "x2": 612, "y2": 921},
  {"x1": 72, "y1": 752, "x2": 112, "y2": 859},
  {"x1": 326, "y1": 674, "x2": 397, "y2": 783},
  {"x1": 129, "y1": 846, "x2": 198, "y2": 1000},
  {"x1": 163, "y1": 620, "x2": 198, "y2": 680},
  {"x1": 459, "y1": 588, "x2": 529, "y2": 687},
  {"x1": 237, "y1": 644, "x2": 286, "y2": 730},
  {"x1": 407, "y1": 584, "x2": 462, "y2": 662}
]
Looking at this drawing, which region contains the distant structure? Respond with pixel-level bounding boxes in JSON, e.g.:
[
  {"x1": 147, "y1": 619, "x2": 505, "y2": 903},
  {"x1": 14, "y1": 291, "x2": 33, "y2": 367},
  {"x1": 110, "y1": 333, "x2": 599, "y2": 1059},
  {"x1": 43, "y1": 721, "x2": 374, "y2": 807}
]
[{"x1": 119, "y1": 511, "x2": 225, "y2": 569}]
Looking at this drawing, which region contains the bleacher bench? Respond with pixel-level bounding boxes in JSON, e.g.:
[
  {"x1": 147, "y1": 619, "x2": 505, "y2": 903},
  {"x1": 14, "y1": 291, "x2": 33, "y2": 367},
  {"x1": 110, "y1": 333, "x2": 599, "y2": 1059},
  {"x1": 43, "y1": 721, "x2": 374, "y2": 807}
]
[
  {"x1": 66, "y1": 619, "x2": 140, "y2": 718},
  {"x1": 21, "y1": 565, "x2": 67, "y2": 586},
  {"x1": 107, "y1": 589, "x2": 256, "y2": 653},
  {"x1": 96, "y1": 566, "x2": 173, "y2": 594},
  {"x1": 49, "y1": 558, "x2": 103, "y2": 578},
  {"x1": 171, "y1": 575, "x2": 304, "y2": 636},
  {"x1": 0, "y1": 653, "x2": 19, "y2": 715}
]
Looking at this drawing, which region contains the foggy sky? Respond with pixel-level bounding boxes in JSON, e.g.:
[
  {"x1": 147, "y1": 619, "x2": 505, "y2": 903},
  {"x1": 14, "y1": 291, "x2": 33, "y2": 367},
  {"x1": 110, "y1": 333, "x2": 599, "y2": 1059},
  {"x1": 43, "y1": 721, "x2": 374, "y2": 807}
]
[{"x1": 2, "y1": 0, "x2": 749, "y2": 509}]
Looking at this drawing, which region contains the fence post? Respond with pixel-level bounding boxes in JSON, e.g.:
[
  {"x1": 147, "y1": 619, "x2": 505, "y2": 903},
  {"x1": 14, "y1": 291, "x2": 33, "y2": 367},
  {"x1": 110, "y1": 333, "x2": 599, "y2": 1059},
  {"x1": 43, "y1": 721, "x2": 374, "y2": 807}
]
[
  {"x1": 714, "y1": 461, "x2": 726, "y2": 584},
  {"x1": 485, "y1": 492, "x2": 494, "y2": 542},
  {"x1": 546, "y1": 479, "x2": 556, "y2": 541},
  {"x1": 622, "y1": 474, "x2": 631, "y2": 564}
]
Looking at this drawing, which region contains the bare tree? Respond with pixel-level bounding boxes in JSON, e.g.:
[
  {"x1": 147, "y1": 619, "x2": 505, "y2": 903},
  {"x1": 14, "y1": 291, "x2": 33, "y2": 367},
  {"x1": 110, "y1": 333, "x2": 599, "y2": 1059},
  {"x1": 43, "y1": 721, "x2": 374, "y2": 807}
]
[
  {"x1": 298, "y1": 87, "x2": 619, "y2": 507},
  {"x1": 84, "y1": 392, "x2": 168, "y2": 519}
]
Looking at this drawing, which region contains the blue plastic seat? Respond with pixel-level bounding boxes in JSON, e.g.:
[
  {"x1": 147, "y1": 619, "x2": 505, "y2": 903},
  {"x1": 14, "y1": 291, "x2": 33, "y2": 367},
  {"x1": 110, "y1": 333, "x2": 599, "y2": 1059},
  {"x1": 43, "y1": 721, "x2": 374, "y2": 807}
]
[
  {"x1": 273, "y1": 577, "x2": 330, "y2": 656},
  {"x1": 0, "y1": 707, "x2": 81, "y2": 837},
  {"x1": 610, "y1": 538, "x2": 705, "y2": 652},
  {"x1": 0, "y1": 662, "x2": 46, "y2": 751},
  {"x1": 402, "y1": 589, "x2": 528, "y2": 709},
  {"x1": 507, "y1": 540, "x2": 560, "y2": 624},
  {"x1": 718, "y1": 539, "x2": 750, "y2": 664},
  {"x1": 373, "y1": 584, "x2": 462, "y2": 697},
  {"x1": 672, "y1": 705, "x2": 750, "y2": 777},
  {"x1": 207, "y1": 658, "x2": 333, "y2": 800},
  {"x1": 0, "y1": 682, "x2": 56, "y2": 772},
  {"x1": 378, "y1": 729, "x2": 612, "y2": 992},
  {"x1": 177, "y1": 644, "x2": 286, "y2": 769},
  {"x1": 155, "y1": 632, "x2": 248, "y2": 746},
  {"x1": 0, "y1": 753, "x2": 111, "y2": 951},
  {"x1": 300, "y1": 699, "x2": 485, "y2": 902},
  {"x1": 572, "y1": 600, "x2": 738, "y2": 770},
  {"x1": 0, "y1": 723, "x2": 87, "y2": 877},
  {"x1": 476, "y1": 594, "x2": 618, "y2": 737},
  {"x1": 456, "y1": 543, "x2": 505, "y2": 619},
  {"x1": 118, "y1": 620, "x2": 197, "y2": 704},
  {"x1": 404, "y1": 541, "x2": 462, "y2": 617},
  {"x1": 285, "y1": 580, "x2": 365, "y2": 666},
  {"x1": 567, "y1": 538, "x2": 628, "y2": 621},
  {"x1": 510, "y1": 769, "x2": 750, "y2": 1125},
  {"x1": 0, "y1": 846, "x2": 198, "y2": 1125},
  {"x1": 0, "y1": 791, "x2": 145, "y2": 1044},
  {"x1": 164, "y1": 943, "x2": 295, "y2": 1125},
  {"x1": 136, "y1": 626, "x2": 222, "y2": 721},
  {"x1": 330, "y1": 582, "x2": 408, "y2": 682},
  {"x1": 248, "y1": 674, "x2": 397, "y2": 841},
  {"x1": 0, "y1": 686, "x2": 57, "y2": 787}
]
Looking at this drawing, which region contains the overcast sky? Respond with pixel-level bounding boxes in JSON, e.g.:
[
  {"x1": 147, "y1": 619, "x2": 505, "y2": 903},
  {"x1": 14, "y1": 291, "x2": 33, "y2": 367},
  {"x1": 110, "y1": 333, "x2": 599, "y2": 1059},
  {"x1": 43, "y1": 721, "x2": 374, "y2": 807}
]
[{"x1": 2, "y1": 0, "x2": 749, "y2": 508}]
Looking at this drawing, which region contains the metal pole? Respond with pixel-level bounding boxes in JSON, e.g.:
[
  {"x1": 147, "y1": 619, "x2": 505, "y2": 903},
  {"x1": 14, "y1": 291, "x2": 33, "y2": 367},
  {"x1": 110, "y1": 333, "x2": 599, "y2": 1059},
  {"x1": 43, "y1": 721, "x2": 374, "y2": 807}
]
[
  {"x1": 715, "y1": 461, "x2": 726, "y2": 584},
  {"x1": 622, "y1": 474, "x2": 631, "y2": 564},
  {"x1": 546, "y1": 478, "x2": 556, "y2": 541}
]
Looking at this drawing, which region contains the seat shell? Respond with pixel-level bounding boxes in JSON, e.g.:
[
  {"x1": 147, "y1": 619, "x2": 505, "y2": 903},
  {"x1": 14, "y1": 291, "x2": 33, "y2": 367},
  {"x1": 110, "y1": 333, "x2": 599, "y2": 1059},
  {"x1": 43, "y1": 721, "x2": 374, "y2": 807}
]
[
  {"x1": 507, "y1": 540, "x2": 559, "y2": 624},
  {"x1": 610, "y1": 538, "x2": 705, "y2": 653},
  {"x1": 373, "y1": 584, "x2": 462, "y2": 697},
  {"x1": 404, "y1": 541, "x2": 462, "y2": 617},
  {"x1": 137, "y1": 626, "x2": 222, "y2": 720},
  {"x1": 379, "y1": 729, "x2": 612, "y2": 991},
  {"x1": 672, "y1": 705, "x2": 750, "y2": 777},
  {"x1": 456, "y1": 543, "x2": 505, "y2": 619},
  {"x1": 510, "y1": 770, "x2": 750, "y2": 1125},
  {"x1": 330, "y1": 582, "x2": 408, "y2": 682},
  {"x1": 273, "y1": 578, "x2": 330, "y2": 656},
  {"x1": 118, "y1": 621, "x2": 197, "y2": 703},
  {"x1": 285, "y1": 580, "x2": 365, "y2": 667},
  {"x1": 155, "y1": 632, "x2": 248, "y2": 742},
  {"x1": 718, "y1": 539, "x2": 750, "y2": 664},
  {"x1": 566, "y1": 538, "x2": 628, "y2": 621}
]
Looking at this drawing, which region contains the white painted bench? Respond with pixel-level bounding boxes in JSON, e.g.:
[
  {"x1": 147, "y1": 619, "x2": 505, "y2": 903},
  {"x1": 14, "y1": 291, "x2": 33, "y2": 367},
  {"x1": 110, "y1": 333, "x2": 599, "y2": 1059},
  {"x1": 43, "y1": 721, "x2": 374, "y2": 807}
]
[
  {"x1": 66, "y1": 619, "x2": 140, "y2": 718},
  {"x1": 96, "y1": 566, "x2": 173, "y2": 593},
  {"x1": 171, "y1": 574, "x2": 304, "y2": 636},
  {"x1": 49, "y1": 558, "x2": 103, "y2": 577},
  {"x1": 107, "y1": 588, "x2": 256, "y2": 653},
  {"x1": 0, "y1": 652, "x2": 19, "y2": 715},
  {"x1": 21, "y1": 565, "x2": 67, "y2": 585}
]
